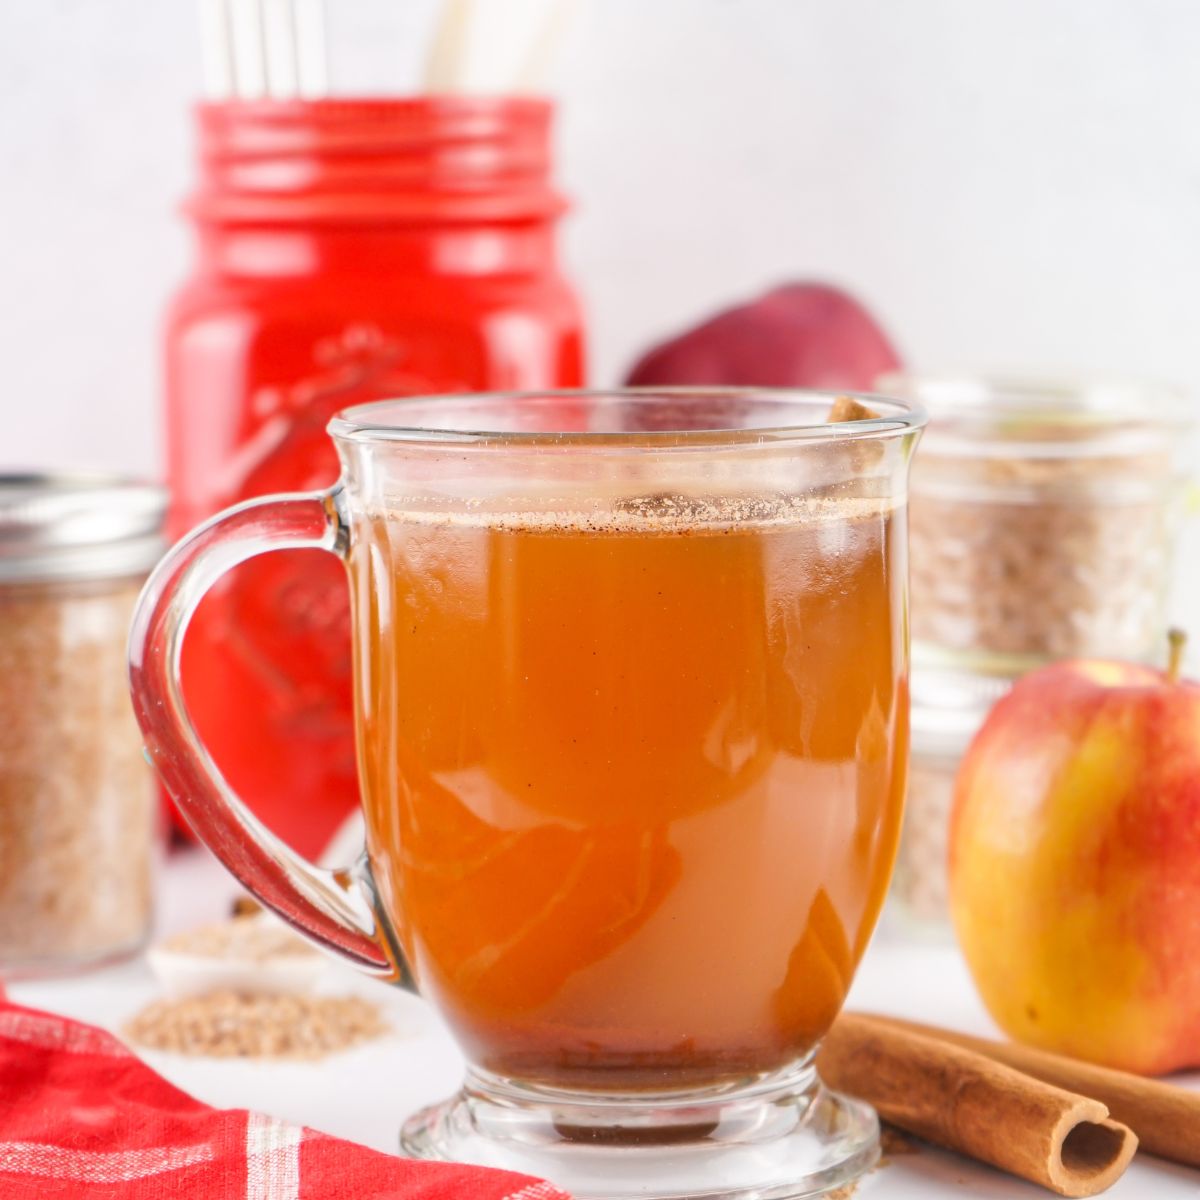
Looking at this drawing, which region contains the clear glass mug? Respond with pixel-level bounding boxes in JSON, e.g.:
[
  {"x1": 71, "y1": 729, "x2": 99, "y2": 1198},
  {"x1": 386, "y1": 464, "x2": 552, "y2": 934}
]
[{"x1": 128, "y1": 389, "x2": 924, "y2": 1200}]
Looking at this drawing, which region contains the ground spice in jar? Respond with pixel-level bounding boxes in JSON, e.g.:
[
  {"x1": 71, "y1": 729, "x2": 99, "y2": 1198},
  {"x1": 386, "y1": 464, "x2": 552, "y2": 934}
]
[
  {"x1": 890, "y1": 678, "x2": 1001, "y2": 930},
  {"x1": 0, "y1": 476, "x2": 166, "y2": 973},
  {"x1": 891, "y1": 753, "x2": 960, "y2": 927},
  {"x1": 910, "y1": 448, "x2": 1177, "y2": 663},
  {"x1": 885, "y1": 374, "x2": 1193, "y2": 672}
]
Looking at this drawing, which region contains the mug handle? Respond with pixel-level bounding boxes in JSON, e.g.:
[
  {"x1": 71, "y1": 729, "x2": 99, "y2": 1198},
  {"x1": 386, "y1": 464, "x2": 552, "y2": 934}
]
[{"x1": 128, "y1": 487, "x2": 401, "y2": 979}]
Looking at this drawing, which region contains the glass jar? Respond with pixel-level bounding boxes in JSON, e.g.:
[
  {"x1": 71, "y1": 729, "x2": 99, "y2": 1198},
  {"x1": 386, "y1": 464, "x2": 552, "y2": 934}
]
[
  {"x1": 890, "y1": 673, "x2": 1000, "y2": 932},
  {"x1": 881, "y1": 373, "x2": 1194, "y2": 678},
  {"x1": 0, "y1": 475, "x2": 166, "y2": 975},
  {"x1": 164, "y1": 97, "x2": 586, "y2": 858}
]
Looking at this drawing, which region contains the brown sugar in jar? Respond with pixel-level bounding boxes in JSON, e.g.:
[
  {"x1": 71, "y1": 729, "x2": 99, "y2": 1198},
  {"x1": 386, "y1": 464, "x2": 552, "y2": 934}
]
[
  {"x1": 0, "y1": 475, "x2": 166, "y2": 974},
  {"x1": 882, "y1": 374, "x2": 1194, "y2": 675}
]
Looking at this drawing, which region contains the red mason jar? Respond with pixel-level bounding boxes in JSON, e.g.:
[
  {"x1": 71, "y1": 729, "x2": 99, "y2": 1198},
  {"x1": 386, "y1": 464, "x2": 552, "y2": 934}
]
[{"x1": 164, "y1": 98, "x2": 585, "y2": 858}]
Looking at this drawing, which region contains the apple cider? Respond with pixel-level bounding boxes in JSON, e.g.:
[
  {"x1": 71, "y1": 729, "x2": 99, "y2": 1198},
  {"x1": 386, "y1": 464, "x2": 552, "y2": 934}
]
[{"x1": 352, "y1": 492, "x2": 907, "y2": 1090}]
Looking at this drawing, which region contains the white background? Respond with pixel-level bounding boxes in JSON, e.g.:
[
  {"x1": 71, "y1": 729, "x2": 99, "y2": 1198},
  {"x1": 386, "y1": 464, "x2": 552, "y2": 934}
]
[
  {"x1": 3, "y1": 0, "x2": 1198, "y2": 480},
  {"x1": 6, "y1": 15, "x2": 1200, "y2": 1193}
]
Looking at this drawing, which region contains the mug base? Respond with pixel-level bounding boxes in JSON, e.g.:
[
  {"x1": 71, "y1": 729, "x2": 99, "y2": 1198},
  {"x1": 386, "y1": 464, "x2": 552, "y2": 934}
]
[{"x1": 400, "y1": 1060, "x2": 879, "y2": 1199}]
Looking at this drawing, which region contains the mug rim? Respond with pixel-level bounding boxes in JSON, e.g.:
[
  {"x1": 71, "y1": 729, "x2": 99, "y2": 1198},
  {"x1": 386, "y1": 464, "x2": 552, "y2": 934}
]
[{"x1": 327, "y1": 387, "x2": 927, "y2": 448}]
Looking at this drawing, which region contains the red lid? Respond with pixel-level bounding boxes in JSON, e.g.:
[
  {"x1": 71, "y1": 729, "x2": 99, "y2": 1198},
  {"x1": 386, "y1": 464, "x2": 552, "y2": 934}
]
[{"x1": 188, "y1": 96, "x2": 567, "y2": 226}]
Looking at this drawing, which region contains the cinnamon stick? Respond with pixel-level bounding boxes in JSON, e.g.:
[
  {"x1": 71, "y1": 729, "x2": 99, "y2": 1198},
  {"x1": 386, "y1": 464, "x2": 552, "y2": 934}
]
[
  {"x1": 863, "y1": 1012, "x2": 1200, "y2": 1169},
  {"x1": 818, "y1": 1013, "x2": 1137, "y2": 1197},
  {"x1": 828, "y1": 394, "x2": 880, "y2": 423}
]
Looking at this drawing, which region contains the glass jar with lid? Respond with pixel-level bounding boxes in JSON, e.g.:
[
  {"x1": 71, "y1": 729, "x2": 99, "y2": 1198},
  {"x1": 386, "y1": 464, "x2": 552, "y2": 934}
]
[
  {"x1": 0, "y1": 474, "x2": 166, "y2": 974},
  {"x1": 881, "y1": 373, "x2": 1194, "y2": 678},
  {"x1": 164, "y1": 97, "x2": 585, "y2": 858}
]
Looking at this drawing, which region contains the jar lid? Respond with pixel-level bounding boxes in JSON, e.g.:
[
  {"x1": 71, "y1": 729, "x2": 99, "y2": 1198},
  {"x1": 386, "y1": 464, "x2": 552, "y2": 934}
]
[
  {"x1": 190, "y1": 97, "x2": 568, "y2": 227},
  {"x1": 878, "y1": 371, "x2": 1192, "y2": 462},
  {"x1": 0, "y1": 473, "x2": 168, "y2": 583},
  {"x1": 911, "y1": 666, "x2": 1011, "y2": 758}
]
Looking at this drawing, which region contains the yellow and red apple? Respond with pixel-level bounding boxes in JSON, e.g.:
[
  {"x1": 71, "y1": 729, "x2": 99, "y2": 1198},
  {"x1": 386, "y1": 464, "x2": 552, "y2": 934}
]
[{"x1": 949, "y1": 635, "x2": 1200, "y2": 1075}]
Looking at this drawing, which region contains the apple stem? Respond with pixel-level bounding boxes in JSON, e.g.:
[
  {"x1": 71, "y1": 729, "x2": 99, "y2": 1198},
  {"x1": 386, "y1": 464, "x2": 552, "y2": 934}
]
[{"x1": 1167, "y1": 628, "x2": 1187, "y2": 684}]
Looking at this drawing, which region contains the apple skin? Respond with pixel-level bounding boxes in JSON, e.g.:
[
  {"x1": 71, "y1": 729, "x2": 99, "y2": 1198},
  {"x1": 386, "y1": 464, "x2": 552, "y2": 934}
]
[
  {"x1": 949, "y1": 657, "x2": 1200, "y2": 1075},
  {"x1": 624, "y1": 282, "x2": 901, "y2": 391}
]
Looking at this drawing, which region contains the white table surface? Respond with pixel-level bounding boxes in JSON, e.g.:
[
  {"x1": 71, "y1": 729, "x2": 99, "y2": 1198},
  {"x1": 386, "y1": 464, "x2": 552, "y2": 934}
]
[{"x1": 11, "y1": 850, "x2": 1199, "y2": 1199}]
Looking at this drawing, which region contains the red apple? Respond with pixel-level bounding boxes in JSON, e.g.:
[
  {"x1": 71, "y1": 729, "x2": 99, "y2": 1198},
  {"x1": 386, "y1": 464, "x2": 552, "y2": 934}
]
[
  {"x1": 949, "y1": 633, "x2": 1200, "y2": 1074},
  {"x1": 624, "y1": 282, "x2": 901, "y2": 392}
]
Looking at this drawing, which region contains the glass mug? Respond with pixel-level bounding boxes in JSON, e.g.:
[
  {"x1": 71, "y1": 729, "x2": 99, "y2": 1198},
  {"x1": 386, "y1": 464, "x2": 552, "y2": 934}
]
[{"x1": 128, "y1": 389, "x2": 925, "y2": 1200}]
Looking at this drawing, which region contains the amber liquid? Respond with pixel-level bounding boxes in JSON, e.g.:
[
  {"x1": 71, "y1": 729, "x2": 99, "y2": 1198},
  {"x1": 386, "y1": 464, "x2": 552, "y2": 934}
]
[{"x1": 353, "y1": 496, "x2": 907, "y2": 1091}]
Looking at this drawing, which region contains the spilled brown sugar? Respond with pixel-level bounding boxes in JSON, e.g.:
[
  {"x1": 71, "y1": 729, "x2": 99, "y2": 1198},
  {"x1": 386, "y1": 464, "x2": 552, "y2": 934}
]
[
  {"x1": 825, "y1": 1184, "x2": 858, "y2": 1200},
  {"x1": 823, "y1": 1125, "x2": 920, "y2": 1199},
  {"x1": 230, "y1": 895, "x2": 263, "y2": 919},
  {"x1": 160, "y1": 916, "x2": 320, "y2": 964},
  {"x1": 125, "y1": 990, "x2": 389, "y2": 1060},
  {"x1": 880, "y1": 1123, "x2": 920, "y2": 1162}
]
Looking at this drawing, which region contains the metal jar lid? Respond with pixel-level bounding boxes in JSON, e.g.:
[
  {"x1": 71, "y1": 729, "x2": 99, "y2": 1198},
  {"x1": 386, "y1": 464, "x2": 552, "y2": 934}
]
[
  {"x1": 910, "y1": 665, "x2": 1013, "y2": 760},
  {"x1": 0, "y1": 473, "x2": 168, "y2": 584},
  {"x1": 878, "y1": 372, "x2": 1193, "y2": 507}
]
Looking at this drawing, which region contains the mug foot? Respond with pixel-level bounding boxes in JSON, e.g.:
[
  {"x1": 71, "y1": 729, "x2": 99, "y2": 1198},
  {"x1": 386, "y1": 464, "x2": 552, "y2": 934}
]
[{"x1": 400, "y1": 1061, "x2": 879, "y2": 1200}]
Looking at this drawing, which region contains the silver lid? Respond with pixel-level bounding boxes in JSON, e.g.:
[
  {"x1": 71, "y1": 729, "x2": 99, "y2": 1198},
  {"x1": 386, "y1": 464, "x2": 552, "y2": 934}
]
[
  {"x1": 0, "y1": 473, "x2": 168, "y2": 583},
  {"x1": 911, "y1": 665, "x2": 1013, "y2": 759},
  {"x1": 878, "y1": 371, "x2": 1192, "y2": 462}
]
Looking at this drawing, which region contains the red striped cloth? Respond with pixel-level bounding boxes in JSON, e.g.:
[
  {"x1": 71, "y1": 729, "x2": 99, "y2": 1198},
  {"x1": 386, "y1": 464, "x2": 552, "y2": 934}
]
[{"x1": 0, "y1": 1001, "x2": 570, "y2": 1200}]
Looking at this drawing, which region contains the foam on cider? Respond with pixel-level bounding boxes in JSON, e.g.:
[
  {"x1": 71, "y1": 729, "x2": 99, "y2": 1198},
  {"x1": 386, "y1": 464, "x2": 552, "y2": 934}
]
[{"x1": 365, "y1": 490, "x2": 899, "y2": 535}]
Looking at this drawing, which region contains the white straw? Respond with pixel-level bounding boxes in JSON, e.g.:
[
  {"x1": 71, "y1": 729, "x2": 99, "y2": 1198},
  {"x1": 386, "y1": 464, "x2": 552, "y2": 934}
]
[
  {"x1": 423, "y1": 0, "x2": 476, "y2": 92},
  {"x1": 293, "y1": 0, "x2": 328, "y2": 98},
  {"x1": 228, "y1": 0, "x2": 268, "y2": 98},
  {"x1": 197, "y1": 0, "x2": 236, "y2": 99},
  {"x1": 515, "y1": 0, "x2": 579, "y2": 92},
  {"x1": 262, "y1": 0, "x2": 300, "y2": 97}
]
